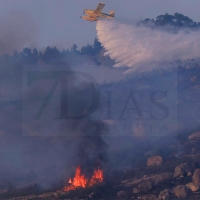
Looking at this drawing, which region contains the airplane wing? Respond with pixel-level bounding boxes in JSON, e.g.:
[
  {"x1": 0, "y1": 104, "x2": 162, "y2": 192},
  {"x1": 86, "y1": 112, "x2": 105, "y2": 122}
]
[{"x1": 93, "y1": 3, "x2": 105, "y2": 14}]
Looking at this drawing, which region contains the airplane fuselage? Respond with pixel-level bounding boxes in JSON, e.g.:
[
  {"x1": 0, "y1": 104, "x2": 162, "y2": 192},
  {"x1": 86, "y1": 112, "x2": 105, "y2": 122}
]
[
  {"x1": 81, "y1": 3, "x2": 115, "y2": 22},
  {"x1": 84, "y1": 10, "x2": 114, "y2": 19}
]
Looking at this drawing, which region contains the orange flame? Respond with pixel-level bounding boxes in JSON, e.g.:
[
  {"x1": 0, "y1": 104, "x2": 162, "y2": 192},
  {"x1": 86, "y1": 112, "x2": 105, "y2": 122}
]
[
  {"x1": 64, "y1": 166, "x2": 103, "y2": 191},
  {"x1": 89, "y1": 167, "x2": 104, "y2": 186}
]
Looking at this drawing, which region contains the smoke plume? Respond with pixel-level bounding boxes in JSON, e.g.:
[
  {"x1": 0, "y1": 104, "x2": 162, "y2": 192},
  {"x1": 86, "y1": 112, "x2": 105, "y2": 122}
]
[
  {"x1": 96, "y1": 19, "x2": 200, "y2": 73},
  {"x1": 0, "y1": 10, "x2": 38, "y2": 55}
]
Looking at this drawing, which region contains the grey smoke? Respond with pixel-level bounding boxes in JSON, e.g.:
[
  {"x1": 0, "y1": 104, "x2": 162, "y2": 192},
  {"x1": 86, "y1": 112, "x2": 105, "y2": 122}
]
[{"x1": 0, "y1": 10, "x2": 38, "y2": 55}]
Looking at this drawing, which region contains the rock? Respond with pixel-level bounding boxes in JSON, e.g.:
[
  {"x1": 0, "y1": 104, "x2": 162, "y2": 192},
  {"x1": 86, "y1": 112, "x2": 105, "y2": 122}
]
[
  {"x1": 117, "y1": 191, "x2": 127, "y2": 199},
  {"x1": 137, "y1": 194, "x2": 158, "y2": 200},
  {"x1": 193, "y1": 168, "x2": 200, "y2": 186},
  {"x1": 188, "y1": 131, "x2": 200, "y2": 140},
  {"x1": 154, "y1": 172, "x2": 173, "y2": 186},
  {"x1": 187, "y1": 172, "x2": 192, "y2": 176},
  {"x1": 133, "y1": 181, "x2": 152, "y2": 194},
  {"x1": 158, "y1": 189, "x2": 171, "y2": 200},
  {"x1": 186, "y1": 182, "x2": 199, "y2": 192},
  {"x1": 173, "y1": 185, "x2": 188, "y2": 199},
  {"x1": 174, "y1": 163, "x2": 189, "y2": 178},
  {"x1": 147, "y1": 156, "x2": 163, "y2": 167}
]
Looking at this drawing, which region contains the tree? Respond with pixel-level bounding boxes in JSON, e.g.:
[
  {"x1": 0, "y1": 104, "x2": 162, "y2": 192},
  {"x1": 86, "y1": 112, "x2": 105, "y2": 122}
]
[
  {"x1": 80, "y1": 44, "x2": 93, "y2": 55},
  {"x1": 156, "y1": 13, "x2": 175, "y2": 26},
  {"x1": 142, "y1": 13, "x2": 200, "y2": 28},
  {"x1": 71, "y1": 44, "x2": 80, "y2": 55},
  {"x1": 93, "y1": 38, "x2": 102, "y2": 55}
]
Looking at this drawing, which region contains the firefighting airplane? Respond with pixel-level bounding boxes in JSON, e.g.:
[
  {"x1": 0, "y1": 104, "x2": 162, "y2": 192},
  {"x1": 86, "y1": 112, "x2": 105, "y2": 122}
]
[{"x1": 81, "y1": 2, "x2": 115, "y2": 22}]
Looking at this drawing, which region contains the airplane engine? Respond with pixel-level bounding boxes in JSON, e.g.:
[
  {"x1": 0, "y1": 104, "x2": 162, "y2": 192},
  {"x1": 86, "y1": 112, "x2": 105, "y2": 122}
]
[{"x1": 109, "y1": 11, "x2": 115, "y2": 17}]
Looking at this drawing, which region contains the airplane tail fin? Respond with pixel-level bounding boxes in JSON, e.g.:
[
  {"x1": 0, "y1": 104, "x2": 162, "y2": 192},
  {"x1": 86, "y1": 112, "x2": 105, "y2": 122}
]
[{"x1": 109, "y1": 11, "x2": 115, "y2": 17}]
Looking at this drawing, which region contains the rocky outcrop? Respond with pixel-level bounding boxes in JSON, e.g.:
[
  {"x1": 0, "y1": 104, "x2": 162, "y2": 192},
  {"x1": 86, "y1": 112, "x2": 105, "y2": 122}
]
[
  {"x1": 133, "y1": 181, "x2": 152, "y2": 194},
  {"x1": 154, "y1": 172, "x2": 173, "y2": 186},
  {"x1": 174, "y1": 163, "x2": 190, "y2": 178},
  {"x1": 186, "y1": 182, "x2": 199, "y2": 192},
  {"x1": 192, "y1": 168, "x2": 200, "y2": 186},
  {"x1": 147, "y1": 156, "x2": 163, "y2": 167},
  {"x1": 136, "y1": 194, "x2": 158, "y2": 200},
  {"x1": 158, "y1": 189, "x2": 171, "y2": 200},
  {"x1": 173, "y1": 185, "x2": 188, "y2": 199},
  {"x1": 188, "y1": 131, "x2": 200, "y2": 140},
  {"x1": 121, "y1": 172, "x2": 173, "y2": 188}
]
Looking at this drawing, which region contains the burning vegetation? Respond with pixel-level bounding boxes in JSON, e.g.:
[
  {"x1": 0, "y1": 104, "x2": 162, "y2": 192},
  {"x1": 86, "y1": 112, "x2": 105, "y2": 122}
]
[{"x1": 63, "y1": 165, "x2": 103, "y2": 191}]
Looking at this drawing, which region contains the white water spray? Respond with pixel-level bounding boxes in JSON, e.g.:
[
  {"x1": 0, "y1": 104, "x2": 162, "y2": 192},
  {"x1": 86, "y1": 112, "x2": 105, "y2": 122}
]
[{"x1": 96, "y1": 19, "x2": 200, "y2": 73}]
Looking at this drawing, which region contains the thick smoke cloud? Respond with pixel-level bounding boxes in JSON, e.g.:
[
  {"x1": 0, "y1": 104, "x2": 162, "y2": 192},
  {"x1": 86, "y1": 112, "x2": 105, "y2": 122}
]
[
  {"x1": 96, "y1": 19, "x2": 200, "y2": 73},
  {"x1": 0, "y1": 10, "x2": 38, "y2": 55}
]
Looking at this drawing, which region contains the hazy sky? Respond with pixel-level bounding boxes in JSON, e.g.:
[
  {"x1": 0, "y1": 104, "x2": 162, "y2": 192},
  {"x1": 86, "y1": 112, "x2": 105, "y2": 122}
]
[{"x1": 1, "y1": 0, "x2": 200, "y2": 51}]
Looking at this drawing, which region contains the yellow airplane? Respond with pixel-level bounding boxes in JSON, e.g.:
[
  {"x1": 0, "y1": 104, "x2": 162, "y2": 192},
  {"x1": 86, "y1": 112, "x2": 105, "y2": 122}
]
[{"x1": 81, "y1": 2, "x2": 115, "y2": 22}]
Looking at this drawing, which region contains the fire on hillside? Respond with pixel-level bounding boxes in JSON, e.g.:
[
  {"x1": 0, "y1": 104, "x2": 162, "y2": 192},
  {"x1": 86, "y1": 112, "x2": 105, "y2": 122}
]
[{"x1": 63, "y1": 165, "x2": 104, "y2": 192}]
